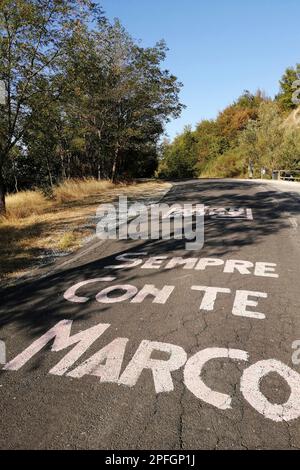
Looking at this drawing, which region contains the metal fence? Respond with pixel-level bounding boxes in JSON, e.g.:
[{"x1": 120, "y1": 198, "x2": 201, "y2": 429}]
[{"x1": 272, "y1": 170, "x2": 300, "y2": 181}]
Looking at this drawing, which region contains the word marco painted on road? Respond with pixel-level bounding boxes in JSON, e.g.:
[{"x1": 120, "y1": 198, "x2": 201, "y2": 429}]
[{"x1": 3, "y1": 253, "x2": 300, "y2": 423}]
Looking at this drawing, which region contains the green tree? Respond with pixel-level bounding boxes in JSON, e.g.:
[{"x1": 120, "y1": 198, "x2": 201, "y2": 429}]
[
  {"x1": 194, "y1": 119, "x2": 222, "y2": 172},
  {"x1": 157, "y1": 127, "x2": 198, "y2": 179},
  {"x1": 239, "y1": 102, "x2": 285, "y2": 174},
  {"x1": 276, "y1": 65, "x2": 300, "y2": 111},
  {"x1": 0, "y1": 0, "x2": 99, "y2": 213},
  {"x1": 280, "y1": 128, "x2": 300, "y2": 170},
  {"x1": 57, "y1": 18, "x2": 184, "y2": 182}
]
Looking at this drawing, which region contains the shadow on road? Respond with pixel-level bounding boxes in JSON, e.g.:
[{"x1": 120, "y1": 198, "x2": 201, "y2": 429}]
[{"x1": 0, "y1": 180, "x2": 299, "y2": 337}]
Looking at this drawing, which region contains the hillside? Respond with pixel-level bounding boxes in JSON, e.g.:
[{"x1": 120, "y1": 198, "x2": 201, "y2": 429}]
[
  {"x1": 284, "y1": 106, "x2": 300, "y2": 129},
  {"x1": 158, "y1": 65, "x2": 300, "y2": 180}
]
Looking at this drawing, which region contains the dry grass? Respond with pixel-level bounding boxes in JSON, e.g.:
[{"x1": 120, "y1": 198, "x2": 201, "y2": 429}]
[
  {"x1": 5, "y1": 190, "x2": 51, "y2": 220},
  {"x1": 57, "y1": 231, "x2": 79, "y2": 251},
  {"x1": 53, "y1": 178, "x2": 115, "y2": 204},
  {"x1": 2, "y1": 179, "x2": 116, "y2": 221},
  {"x1": 0, "y1": 179, "x2": 171, "y2": 283}
]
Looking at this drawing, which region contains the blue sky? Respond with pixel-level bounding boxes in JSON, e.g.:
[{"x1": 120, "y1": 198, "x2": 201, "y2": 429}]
[{"x1": 99, "y1": 0, "x2": 300, "y2": 139}]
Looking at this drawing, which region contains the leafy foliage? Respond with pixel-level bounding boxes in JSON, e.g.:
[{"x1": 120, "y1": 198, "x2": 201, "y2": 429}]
[
  {"x1": 0, "y1": 1, "x2": 183, "y2": 212},
  {"x1": 158, "y1": 84, "x2": 300, "y2": 180},
  {"x1": 276, "y1": 65, "x2": 300, "y2": 111}
]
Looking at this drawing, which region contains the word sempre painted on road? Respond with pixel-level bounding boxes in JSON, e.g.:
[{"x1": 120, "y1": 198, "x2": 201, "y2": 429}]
[{"x1": 3, "y1": 252, "x2": 300, "y2": 424}]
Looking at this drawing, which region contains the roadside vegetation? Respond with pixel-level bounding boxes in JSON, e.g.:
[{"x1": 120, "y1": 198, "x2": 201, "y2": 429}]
[
  {"x1": 0, "y1": 1, "x2": 180, "y2": 281},
  {"x1": 0, "y1": 179, "x2": 170, "y2": 282},
  {"x1": 158, "y1": 65, "x2": 300, "y2": 179},
  {"x1": 1, "y1": 2, "x2": 299, "y2": 281},
  {"x1": 0, "y1": 1, "x2": 183, "y2": 215}
]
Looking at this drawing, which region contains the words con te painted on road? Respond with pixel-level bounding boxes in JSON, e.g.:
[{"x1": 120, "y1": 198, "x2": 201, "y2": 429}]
[{"x1": 3, "y1": 253, "x2": 300, "y2": 423}]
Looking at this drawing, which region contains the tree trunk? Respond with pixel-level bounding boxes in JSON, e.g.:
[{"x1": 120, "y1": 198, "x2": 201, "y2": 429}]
[
  {"x1": 13, "y1": 159, "x2": 18, "y2": 192},
  {"x1": 67, "y1": 153, "x2": 71, "y2": 179},
  {"x1": 111, "y1": 146, "x2": 119, "y2": 183},
  {"x1": 97, "y1": 129, "x2": 102, "y2": 181},
  {"x1": 14, "y1": 174, "x2": 18, "y2": 193},
  {"x1": 61, "y1": 153, "x2": 66, "y2": 179},
  {"x1": 0, "y1": 168, "x2": 6, "y2": 215},
  {"x1": 46, "y1": 156, "x2": 54, "y2": 188}
]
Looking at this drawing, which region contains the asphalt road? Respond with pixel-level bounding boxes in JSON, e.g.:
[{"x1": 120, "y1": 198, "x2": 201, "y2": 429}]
[{"x1": 1, "y1": 178, "x2": 300, "y2": 450}]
